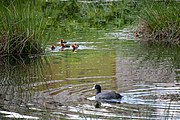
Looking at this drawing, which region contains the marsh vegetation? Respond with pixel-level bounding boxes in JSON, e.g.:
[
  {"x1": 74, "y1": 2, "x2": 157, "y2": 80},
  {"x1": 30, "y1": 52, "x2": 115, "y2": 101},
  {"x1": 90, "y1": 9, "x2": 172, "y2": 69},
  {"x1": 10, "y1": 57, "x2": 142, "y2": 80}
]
[
  {"x1": 0, "y1": 0, "x2": 50, "y2": 57},
  {"x1": 136, "y1": 0, "x2": 180, "y2": 44},
  {"x1": 0, "y1": 0, "x2": 179, "y2": 57},
  {"x1": 0, "y1": 1, "x2": 179, "y2": 119}
]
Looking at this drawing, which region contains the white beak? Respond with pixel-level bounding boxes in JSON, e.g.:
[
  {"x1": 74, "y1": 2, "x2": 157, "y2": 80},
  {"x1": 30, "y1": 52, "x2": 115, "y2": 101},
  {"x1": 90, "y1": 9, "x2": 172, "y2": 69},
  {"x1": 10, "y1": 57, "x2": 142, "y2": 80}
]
[{"x1": 92, "y1": 84, "x2": 96, "y2": 89}]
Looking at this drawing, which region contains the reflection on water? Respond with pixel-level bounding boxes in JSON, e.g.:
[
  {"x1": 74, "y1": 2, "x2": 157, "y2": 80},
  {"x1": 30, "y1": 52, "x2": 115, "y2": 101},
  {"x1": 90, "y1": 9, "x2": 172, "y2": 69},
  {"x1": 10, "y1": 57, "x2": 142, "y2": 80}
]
[{"x1": 0, "y1": 30, "x2": 180, "y2": 119}]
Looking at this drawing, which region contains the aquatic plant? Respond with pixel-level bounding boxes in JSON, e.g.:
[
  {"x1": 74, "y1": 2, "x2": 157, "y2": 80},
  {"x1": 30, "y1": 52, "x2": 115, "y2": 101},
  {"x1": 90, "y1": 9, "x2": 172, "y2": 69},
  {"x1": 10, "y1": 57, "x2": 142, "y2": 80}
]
[
  {"x1": 136, "y1": 0, "x2": 180, "y2": 44},
  {"x1": 0, "y1": 0, "x2": 50, "y2": 57}
]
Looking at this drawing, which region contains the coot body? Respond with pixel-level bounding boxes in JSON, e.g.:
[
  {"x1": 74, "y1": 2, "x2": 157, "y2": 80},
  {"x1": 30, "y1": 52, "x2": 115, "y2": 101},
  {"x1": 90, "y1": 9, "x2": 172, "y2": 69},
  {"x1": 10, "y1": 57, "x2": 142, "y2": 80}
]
[{"x1": 92, "y1": 84, "x2": 123, "y2": 102}]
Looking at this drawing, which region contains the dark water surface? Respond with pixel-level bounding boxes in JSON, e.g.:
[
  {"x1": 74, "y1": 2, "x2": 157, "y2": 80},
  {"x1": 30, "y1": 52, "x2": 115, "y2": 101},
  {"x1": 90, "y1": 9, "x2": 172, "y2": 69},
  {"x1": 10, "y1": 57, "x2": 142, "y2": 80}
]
[{"x1": 0, "y1": 29, "x2": 180, "y2": 119}]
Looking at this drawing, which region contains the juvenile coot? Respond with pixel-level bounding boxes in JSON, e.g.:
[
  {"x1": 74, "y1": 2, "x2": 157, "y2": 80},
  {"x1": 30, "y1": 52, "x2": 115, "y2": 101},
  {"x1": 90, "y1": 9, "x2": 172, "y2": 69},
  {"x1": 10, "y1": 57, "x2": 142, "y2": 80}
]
[
  {"x1": 60, "y1": 42, "x2": 70, "y2": 51},
  {"x1": 51, "y1": 44, "x2": 55, "y2": 50},
  {"x1": 72, "y1": 43, "x2": 79, "y2": 52},
  {"x1": 92, "y1": 84, "x2": 123, "y2": 101},
  {"x1": 60, "y1": 39, "x2": 67, "y2": 44},
  {"x1": 134, "y1": 32, "x2": 139, "y2": 37}
]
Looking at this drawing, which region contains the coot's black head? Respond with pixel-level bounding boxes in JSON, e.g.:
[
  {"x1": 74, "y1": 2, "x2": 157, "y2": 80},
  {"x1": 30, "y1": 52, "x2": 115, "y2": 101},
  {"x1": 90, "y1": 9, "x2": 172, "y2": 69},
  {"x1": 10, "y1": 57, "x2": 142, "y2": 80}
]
[{"x1": 92, "y1": 84, "x2": 101, "y2": 94}]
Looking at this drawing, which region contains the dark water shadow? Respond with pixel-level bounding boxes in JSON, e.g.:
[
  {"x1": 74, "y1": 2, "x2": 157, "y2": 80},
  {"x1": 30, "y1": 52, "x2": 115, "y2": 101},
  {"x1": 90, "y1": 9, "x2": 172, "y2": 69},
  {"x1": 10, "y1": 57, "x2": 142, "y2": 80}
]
[
  {"x1": 0, "y1": 55, "x2": 53, "y2": 119},
  {"x1": 94, "y1": 99, "x2": 122, "y2": 108}
]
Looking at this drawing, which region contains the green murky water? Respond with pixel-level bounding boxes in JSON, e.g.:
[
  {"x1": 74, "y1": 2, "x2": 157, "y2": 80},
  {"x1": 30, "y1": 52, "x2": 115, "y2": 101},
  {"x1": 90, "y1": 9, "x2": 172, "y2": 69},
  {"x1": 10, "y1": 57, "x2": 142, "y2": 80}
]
[{"x1": 0, "y1": 29, "x2": 180, "y2": 120}]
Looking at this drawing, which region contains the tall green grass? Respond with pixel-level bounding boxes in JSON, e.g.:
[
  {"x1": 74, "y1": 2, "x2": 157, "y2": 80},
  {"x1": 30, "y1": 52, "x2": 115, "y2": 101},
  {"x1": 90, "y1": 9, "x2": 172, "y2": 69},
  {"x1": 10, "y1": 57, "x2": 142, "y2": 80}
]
[
  {"x1": 0, "y1": 0, "x2": 50, "y2": 57},
  {"x1": 136, "y1": 0, "x2": 180, "y2": 44},
  {"x1": 45, "y1": 0, "x2": 137, "y2": 34},
  {"x1": 39, "y1": 0, "x2": 180, "y2": 45}
]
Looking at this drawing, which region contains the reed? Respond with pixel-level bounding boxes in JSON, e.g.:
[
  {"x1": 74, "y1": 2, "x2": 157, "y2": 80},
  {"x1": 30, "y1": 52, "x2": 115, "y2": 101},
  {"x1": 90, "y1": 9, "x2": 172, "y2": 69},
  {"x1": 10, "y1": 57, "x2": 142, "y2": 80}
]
[
  {"x1": 45, "y1": 0, "x2": 136, "y2": 31},
  {"x1": 79, "y1": 0, "x2": 136, "y2": 28},
  {"x1": 0, "y1": 0, "x2": 49, "y2": 57},
  {"x1": 136, "y1": 0, "x2": 180, "y2": 44}
]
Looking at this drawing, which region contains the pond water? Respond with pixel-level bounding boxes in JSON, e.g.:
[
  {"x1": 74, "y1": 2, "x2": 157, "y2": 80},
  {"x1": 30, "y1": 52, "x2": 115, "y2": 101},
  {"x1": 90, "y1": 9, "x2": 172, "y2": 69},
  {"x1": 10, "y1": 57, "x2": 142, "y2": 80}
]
[{"x1": 0, "y1": 29, "x2": 180, "y2": 120}]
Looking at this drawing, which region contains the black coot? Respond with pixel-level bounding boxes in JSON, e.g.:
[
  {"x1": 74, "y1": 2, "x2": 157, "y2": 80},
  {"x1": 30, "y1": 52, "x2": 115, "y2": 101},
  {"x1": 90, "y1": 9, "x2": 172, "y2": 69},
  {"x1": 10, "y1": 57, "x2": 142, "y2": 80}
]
[{"x1": 92, "y1": 84, "x2": 123, "y2": 102}]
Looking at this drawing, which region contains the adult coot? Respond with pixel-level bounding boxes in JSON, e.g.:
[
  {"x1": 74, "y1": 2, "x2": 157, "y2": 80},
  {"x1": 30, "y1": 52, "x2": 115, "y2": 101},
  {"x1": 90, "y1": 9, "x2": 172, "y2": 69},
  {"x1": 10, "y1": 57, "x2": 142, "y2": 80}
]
[{"x1": 92, "y1": 84, "x2": 123, "y2": 102}]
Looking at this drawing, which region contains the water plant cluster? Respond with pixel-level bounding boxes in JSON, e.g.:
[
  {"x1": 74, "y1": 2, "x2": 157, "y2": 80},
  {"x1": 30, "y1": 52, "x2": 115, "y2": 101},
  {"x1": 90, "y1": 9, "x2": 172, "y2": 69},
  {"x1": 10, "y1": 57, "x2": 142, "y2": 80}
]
[
  {"x1": 0, "y1": 0, "x2": 179, "y2": 57},
  {"x1": 0, "y1": 0, "x2": 49, "y2": 57},
  {"x1": 136, "y1": 0, "x2": 180, "y2": 45}
]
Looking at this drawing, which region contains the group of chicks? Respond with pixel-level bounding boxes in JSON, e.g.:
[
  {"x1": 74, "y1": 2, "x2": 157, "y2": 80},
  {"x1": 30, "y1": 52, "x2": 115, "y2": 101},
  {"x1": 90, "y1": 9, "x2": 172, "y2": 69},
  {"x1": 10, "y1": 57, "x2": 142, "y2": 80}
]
[
  {"x1": 51, "y1": 39, "x2": 79, "y2": 52},
  {"x1": 51, "y1": 32, "x2": 139, "y2": 52}
]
